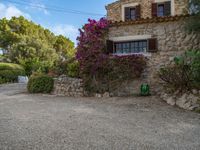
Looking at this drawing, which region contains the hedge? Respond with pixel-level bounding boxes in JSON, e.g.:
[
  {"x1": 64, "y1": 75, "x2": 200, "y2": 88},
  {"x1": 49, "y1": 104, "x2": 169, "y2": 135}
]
[
  {"x1": 0, "y1": 63, "x2": 26, "y2": 84},
  {"x1": 27, "y1": 75, "x2": 54, "y2": 93},
  {"x1": 0, "y1": 63, "x2": 25, "y2": 70}
]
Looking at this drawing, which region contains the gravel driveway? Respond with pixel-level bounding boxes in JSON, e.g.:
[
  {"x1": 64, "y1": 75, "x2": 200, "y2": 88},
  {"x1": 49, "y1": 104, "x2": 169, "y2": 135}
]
[{"x1": 0, "y1": 83, "x2": 200, "y2": 150}]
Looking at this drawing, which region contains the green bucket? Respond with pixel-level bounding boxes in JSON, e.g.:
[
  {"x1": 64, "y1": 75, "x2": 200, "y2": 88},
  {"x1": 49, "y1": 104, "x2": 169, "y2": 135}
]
[{"x1": 140, "y1": 83, "x2": 150, "y2": 96}]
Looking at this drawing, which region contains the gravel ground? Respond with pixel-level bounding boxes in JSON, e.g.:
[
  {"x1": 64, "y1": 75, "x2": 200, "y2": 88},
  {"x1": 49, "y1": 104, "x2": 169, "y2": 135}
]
[{"x1": 0, "y1": 83, "x2": 200, "y2": 150}]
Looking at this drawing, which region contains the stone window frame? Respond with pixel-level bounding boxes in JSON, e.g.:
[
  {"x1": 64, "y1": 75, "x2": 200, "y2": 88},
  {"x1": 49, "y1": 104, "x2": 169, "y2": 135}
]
[
  {"x1": 122, "y1": 3, "x2": 139, "y2": 21},
  {"x1": 154, "y1": 0, "x2": 175, "y2": 16}
]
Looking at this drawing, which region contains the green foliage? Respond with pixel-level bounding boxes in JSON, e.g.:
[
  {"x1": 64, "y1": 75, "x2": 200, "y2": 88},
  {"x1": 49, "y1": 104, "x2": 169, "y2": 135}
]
[
  {"x1": 159, "y1": 64, "x2": 191, "y2": 91},
  {"x1": 54, "y1": 35, "x2": 75, "y2": 59},
  {"x1": 67, "y1": 61, "x2": 80, "y2": 78},
  {"x1": 159, "y1": 50, "x2": 200, "y2": 92},
  {"x1": 50, "y1": 57, "x2": 80, "y2": 78},
  {"x1": 27, "y1": 74, "x2": 54, "y2": 93},
  {"x1": 0, "y1": 63, "x2": 25, "y2": 84},
  {"x1": 82, "y1": 55, "x2": 146, "y2": 94},
  {"x1": 0, "y1": 62, "x2": 24, "y2": 70},
  {"x1": 0, "y1": 16, "x2": 75, "y2": 76},
  {"x1": 0, "y1": 77, "x2": 8, "y2": 84}
]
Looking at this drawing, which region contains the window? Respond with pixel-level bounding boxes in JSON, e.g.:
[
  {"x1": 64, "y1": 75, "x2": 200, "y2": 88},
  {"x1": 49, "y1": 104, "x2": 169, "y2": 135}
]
[
  {"x1": 157, "y1": 4, "x2": 165, "y2": 17},
  {"x1": 152, "y1": 1, "x2": 171, "y2": 17},
  {"x1": 124, "y1": 5, "x2": 140, "y2": 21},
  {"x1": 130, "y1": 8, "x2": 136, "y2": 20},
  {"x1": 114, "y1": 40, "x2": 148, "y2": 54},
  {"x1": 125, "y1": 7, "x2": 136, "y2": 21}
]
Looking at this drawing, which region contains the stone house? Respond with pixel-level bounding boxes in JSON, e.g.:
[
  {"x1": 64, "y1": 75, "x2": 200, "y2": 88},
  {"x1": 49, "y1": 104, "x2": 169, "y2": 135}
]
[{"x1": 105, "y1": 0, "x2": 200, "y2": 95}]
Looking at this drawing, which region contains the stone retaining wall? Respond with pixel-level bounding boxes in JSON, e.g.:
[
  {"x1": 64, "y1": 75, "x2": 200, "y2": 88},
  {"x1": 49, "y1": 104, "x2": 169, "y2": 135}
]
[
  {"x1": 53, "y1": 76, "x2": 84, "y2": 97},
  {"x1": 160, "y1": 90, "x2": 200, "y2": 111}
]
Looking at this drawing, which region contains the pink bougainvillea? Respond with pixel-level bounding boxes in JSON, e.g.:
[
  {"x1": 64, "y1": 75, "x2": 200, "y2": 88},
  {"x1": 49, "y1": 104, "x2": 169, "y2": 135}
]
[
  {"x1": 76, "y1": 18, "x2": 146, "y2": 93},
  {"x1": 76, "y1": 18, "x2": 110, "y2": 75}
]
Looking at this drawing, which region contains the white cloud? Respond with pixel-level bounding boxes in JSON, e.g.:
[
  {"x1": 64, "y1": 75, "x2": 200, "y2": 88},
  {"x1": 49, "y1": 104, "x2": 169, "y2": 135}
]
[
  {"x1": 0, "y1": 3, "x2": 31, "y2": 19},
  {"x1": 51, "y1": 24, "x2": 79, "y2": 44},
  {"x1": 28, "y1": 0, "x2": 49, "y2": 15}
]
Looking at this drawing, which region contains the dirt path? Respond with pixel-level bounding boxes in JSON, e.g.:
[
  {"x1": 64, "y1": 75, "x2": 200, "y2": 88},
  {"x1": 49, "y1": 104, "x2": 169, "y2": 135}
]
[{"x1": 0, "y1": 84, "x2": 200, "y2": 150}]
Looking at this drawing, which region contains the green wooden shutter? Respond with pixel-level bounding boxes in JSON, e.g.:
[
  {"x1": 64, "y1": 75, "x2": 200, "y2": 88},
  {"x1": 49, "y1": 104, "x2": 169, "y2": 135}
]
[{"x1": 164, "y1": 1, "x2": 171, "y2": 16}]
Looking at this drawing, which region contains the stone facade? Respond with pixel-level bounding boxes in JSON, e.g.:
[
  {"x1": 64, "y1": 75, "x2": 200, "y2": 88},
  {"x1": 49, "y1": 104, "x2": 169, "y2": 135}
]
[
  {"x1": 53, "y1": 76, "x2": 84, "y2": 97},
  {"x1": 108, "y1": 19, "x2": 200, "y2": 94},
  {"x1": 106, "y1": 0, "x2": 189, "y2": 22}
]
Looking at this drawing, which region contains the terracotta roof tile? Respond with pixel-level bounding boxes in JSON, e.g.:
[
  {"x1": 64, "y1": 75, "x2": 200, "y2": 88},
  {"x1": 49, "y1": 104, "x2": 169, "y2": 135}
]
[{"x1": 109, "y1": 15, "x2": 191, "y2": 27}]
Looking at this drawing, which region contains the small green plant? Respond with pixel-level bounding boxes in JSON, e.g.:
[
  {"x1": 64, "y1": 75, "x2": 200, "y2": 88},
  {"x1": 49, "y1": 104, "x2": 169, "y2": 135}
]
[{"x1": 27, "y1": 75, "x2": 54, "y2": 93}]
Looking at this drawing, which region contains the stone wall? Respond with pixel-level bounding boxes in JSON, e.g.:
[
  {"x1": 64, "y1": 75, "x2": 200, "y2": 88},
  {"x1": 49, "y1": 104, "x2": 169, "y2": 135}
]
[
  {"x1": 108, "y1": 19, "x2": 200, "y2": 95},
  {"x1": 53, "y1": 76, "x2": 84, "y2": 97},
  {"x1": 106, "y1": 0, "x2": 189, "y2": 21},
  {"x1": 160, "y1": 90, "x2": 200, "y2": 111}
]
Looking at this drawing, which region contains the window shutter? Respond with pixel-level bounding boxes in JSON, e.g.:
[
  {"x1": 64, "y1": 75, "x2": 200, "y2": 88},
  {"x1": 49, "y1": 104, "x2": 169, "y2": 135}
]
[
  {"x1": 148, "y1": 38, "x2": 158, "y2": 52},
  {"x1": 135, "y1": 5, "x2": 141, "y2": 19},
  {"x1": 106, "y1": 40, "x2": 114, "y2": 54},
  {"x1": 164, "y1": 1, "x2": 171, "y2": 16},
  {"x1": 152, "y1": 3, "x2": 157, "y2": 17},
  {"x1": 125, "y1": 7, "x2": 130, "y2": 21}
]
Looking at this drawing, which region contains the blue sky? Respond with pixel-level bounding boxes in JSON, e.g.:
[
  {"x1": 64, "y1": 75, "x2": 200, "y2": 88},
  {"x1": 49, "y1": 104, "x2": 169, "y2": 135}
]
[{"x1": 0, "y1": 0, "x2": 115, "y2": 45}]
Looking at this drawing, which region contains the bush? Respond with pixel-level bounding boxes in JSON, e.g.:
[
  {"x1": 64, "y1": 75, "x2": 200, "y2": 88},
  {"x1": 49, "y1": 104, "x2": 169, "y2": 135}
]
[
  {"x1": 0, "y1": 63, "x2": 25, "y2": 84},
  {"x1": 82, "y1": 55, "x2": 146, "y2": 93},
  {"x1": 0, "y1": 77, "x2": 8, "y2": 84},
  {"x1": 0, "y1": 63, "x2": 24, "y2": 70},
  {"x1": 159, "y1": 64, "x2": 191, "y2": 92},
  {"x1": 67, "y1": 61, "x2": 79, "y2": 78},
  {"x1": 27, "y1": 75, "x2": 54, "y2": 93},
  {"x1": 159, "y1": 50, "x2": 200, "y2": 92}
]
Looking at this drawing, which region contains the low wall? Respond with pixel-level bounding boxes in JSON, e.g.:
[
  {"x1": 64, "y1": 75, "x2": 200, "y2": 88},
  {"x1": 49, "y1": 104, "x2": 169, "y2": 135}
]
[
  {"x1": 160, "y1": 90, "x2": 200, "y2": 111},
  {"x1": 53, "y1": 76, "x2": 84, "y2": 97}
]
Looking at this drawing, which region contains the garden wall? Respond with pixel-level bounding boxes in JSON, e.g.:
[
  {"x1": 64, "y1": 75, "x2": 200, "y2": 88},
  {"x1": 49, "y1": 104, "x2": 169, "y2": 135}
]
[
  {"x1": 53, "y1": 75, "x2": 84, "y2": 97},
  {"x1": 109, "y1": 19, "x2": 200, "y2": 95}
]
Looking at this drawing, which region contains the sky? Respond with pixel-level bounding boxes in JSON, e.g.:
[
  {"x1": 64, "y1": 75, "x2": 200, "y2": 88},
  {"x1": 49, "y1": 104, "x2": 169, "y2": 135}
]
[{"x1": 0, "y1": 0, "x2": 115, "y2": 45}]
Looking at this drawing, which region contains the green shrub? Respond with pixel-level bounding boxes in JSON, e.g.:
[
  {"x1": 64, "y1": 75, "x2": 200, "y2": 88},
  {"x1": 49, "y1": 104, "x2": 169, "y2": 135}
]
[
  {"x1": 159, "y1": 50, "x2": 200, "y2": 92},
  {"x1": 159, "y1": 64, "x2": 191, "y2": 92},
  {"x1": 0, "y1": 63, "x2": 25, "y2": 83},
  {"x1": 0, "y1": 77, "x2": 8, "y2": 84},
  {"x1": 67, "y1": 61, "x2": 79, "y2": 78},
  {"x1": 0, "y1": 63, "x2": 24, "y2": 70},
  {"x1": 27, "y1": 75, "x2": 54, "y2": 93}
]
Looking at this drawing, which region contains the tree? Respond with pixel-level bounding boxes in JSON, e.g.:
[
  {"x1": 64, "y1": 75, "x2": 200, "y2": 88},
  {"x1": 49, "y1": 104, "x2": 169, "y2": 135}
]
[
  {"x1": 0, "y1": 16, "x2": 75, "y2": 75},
  {"x1": 54, "y1": 35, "x2": 75, "y2": 60}
]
